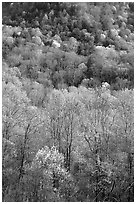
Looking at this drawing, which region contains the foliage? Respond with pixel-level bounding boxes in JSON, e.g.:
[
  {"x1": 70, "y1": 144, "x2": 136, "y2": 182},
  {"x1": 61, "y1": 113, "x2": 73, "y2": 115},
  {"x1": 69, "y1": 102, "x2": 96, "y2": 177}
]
[
  {"x1": 2, "y1": 2, "x2": 134, "y2": 90},
  {"x1": 2, "y1": 2, "x2": 134, "y2": 202}
]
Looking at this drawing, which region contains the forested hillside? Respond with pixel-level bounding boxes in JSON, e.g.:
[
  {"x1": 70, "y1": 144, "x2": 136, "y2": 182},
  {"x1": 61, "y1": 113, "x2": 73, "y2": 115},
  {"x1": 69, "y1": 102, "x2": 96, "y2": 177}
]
[{"x1": 2, "y1": 2, "x2": 134, "y2": 202}]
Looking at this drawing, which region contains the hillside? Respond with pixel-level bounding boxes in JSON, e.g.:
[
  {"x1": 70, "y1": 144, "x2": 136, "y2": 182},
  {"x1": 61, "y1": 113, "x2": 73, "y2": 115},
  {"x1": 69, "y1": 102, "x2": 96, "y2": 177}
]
[
  {"x1": 2, "y1": 2, "x2": 134, "y2": 89},
  {"x1": 2, "y1": 2, "x2": 134, "y2": 202}
]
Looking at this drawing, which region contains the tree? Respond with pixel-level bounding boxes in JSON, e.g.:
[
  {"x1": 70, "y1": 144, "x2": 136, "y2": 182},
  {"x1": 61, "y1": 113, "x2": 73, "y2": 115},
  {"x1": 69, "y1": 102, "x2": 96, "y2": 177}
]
[
  {"x1": 46, "y1": 89, "x2": 83, "y2": 171},
  {"x1": 2, "y1": 63, "x2": 47, "y2": 201}
]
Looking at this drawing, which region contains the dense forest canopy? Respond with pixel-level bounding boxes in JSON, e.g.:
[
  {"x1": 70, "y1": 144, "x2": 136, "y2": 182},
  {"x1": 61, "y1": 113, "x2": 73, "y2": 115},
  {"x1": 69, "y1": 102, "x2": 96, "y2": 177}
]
[
  {"x1": 2, "y1": 2, "x2": 134, "y2": 202},
  {"x1": 2, "y1": 2, "x2": 134, "y2": 89}
]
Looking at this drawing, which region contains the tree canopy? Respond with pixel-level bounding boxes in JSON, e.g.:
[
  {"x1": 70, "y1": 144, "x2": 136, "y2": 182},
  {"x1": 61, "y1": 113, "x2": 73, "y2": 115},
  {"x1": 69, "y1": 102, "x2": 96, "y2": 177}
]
[{"x1": 2, "y1": 2, "x2": 134, "y2": 202}]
